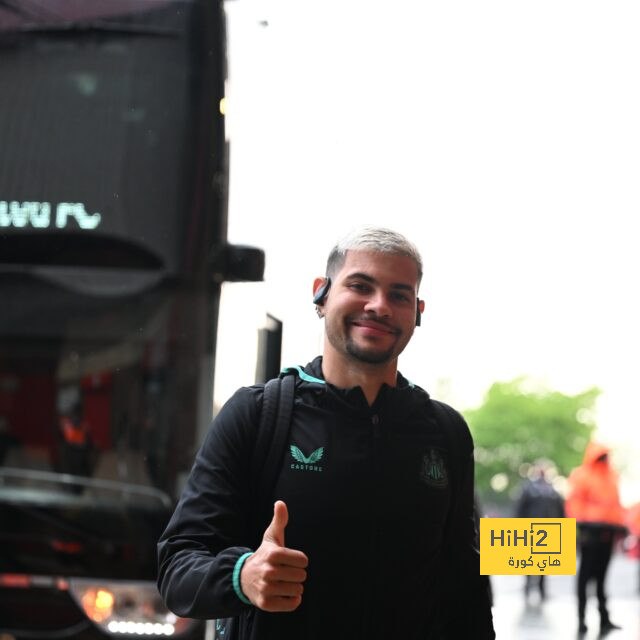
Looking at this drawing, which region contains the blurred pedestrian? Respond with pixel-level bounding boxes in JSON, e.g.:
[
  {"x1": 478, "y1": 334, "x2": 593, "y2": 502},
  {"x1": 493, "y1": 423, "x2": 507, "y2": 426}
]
[
  {"x1": 57, "y1": 404, "x2": 93, "y2": 491},
  {"x1": 566, "y1": 442, "x2": 626, "y2": 635},
  {"x1": 515, "y1": 460, "x2": 564, "y2": 603}
]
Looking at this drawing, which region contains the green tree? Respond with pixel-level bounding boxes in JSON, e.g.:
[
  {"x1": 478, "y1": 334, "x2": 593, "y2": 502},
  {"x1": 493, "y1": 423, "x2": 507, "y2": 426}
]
[{"x1": 463, "y1": 378, "x2": 599, "y2": 508}]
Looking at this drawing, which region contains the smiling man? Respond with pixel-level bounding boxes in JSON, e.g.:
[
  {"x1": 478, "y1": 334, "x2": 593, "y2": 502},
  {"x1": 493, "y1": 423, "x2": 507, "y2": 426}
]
[
  {"x1": 158, "y1": 227, "x2": 495, "y2": 639},
  {"x1": 318, "y1": 246, "x2": 424, "y2": 402}
]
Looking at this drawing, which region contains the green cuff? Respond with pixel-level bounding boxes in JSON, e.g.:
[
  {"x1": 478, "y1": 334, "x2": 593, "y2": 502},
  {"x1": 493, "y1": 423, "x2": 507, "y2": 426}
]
[{"x1": 232, "y1": 552, "x2": 254, "y2": 605}]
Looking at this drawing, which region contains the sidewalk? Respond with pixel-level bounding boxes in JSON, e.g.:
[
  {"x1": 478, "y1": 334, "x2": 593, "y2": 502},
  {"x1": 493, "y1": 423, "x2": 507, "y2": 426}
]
[{"x1": 490, "y1": 552, "x2": 639, "y2": 639}]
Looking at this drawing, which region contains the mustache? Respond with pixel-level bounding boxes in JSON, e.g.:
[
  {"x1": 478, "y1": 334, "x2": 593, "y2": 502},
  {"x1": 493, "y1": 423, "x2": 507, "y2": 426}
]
[{"x1": 349, "y1": 314, "x2": 401, "y2": 335}]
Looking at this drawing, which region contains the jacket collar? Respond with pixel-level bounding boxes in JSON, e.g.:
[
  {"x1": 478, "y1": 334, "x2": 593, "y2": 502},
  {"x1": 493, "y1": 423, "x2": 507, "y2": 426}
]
[{"x1": 284, "y1": 355, "x2": 429, "y2": 417}]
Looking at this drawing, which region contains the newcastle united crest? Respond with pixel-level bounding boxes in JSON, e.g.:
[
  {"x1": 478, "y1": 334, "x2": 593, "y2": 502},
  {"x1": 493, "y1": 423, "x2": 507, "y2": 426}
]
[{"x1": 420, "y1": 448, "x2": 449, "y2": 488}]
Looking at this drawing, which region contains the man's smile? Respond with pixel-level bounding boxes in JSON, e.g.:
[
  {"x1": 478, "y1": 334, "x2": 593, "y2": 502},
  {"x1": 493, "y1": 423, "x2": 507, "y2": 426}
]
[{"x1": 350, "y1": 318, "x2": 399, "y2": 337}]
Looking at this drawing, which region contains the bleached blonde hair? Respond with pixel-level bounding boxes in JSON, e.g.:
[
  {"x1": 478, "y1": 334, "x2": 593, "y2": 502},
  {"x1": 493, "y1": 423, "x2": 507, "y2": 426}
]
[{"x1": 326, "y1": 226, "x2": 423, "y2": 284}]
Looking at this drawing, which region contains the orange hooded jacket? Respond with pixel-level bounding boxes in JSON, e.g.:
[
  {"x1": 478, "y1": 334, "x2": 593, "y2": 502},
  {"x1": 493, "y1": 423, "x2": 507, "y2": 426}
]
[
  {"x1": 627, "y1": 502, "x2": 640, "y2": 537},
  {"x1": 565, "y1": 442, "x2": 625, "y2": 526}
]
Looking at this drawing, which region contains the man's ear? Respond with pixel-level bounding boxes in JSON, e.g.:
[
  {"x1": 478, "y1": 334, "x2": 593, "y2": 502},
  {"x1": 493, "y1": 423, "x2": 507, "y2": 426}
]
[
  {"x1": 415, "y1": 298, "x2": 425, "y2": 327},
  {"x1": 313, "y1": 277, "x2": 331, "y2": 305}
]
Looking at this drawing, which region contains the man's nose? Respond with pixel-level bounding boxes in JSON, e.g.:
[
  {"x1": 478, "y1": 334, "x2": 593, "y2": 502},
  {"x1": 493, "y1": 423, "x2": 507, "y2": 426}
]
[{"x1": 363, "y1": 291, "x2": 391, "y2": 317}]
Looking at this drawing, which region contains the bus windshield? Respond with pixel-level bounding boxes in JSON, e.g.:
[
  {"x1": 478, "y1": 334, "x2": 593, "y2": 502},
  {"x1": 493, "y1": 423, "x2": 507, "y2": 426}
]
[{"x1": 0, "y1": 0, "x2": 204, "y2": 276}]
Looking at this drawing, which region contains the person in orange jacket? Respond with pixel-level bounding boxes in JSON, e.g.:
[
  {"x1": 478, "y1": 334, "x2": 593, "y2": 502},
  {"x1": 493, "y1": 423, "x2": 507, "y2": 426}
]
[
  {"x1": 57, "y1": 405, "x2": 93, "y2": 491},
  {"x1": 566, "y1": 442, "x2": 626, "y2": 635}
]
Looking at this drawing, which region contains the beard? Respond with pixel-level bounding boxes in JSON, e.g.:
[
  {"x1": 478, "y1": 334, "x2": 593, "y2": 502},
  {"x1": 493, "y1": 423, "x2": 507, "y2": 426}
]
[
  {"x1": 345, "y1": 337, "x2": 396, "y2": 364},
  {"x1": 325, "y1": 313, "x2": 402, "y2": 365}
]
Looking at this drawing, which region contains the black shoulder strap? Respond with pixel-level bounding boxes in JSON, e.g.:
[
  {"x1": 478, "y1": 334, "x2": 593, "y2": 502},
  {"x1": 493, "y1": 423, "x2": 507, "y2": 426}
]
[
  {"x1": 250, "y1": 373, "x2": 296, "y2": 535},
  {"x1": 253, "y1": 377, "x2": 280, "y2": 470},
  {"x1": 260, "y1": 373, "x2": 296, "y2": 497}
]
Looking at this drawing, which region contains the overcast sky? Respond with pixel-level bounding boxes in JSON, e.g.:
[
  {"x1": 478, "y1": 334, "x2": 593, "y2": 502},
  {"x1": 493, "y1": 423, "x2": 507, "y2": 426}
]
[{"x1": 217, "y1": 0, "x2": 640, "y2": 502}]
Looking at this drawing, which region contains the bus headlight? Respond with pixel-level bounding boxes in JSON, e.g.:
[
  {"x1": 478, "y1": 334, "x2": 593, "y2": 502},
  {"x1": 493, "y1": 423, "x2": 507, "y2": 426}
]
[{"x1": 69, "y1": 580, "x2": 193, "y2": 636}]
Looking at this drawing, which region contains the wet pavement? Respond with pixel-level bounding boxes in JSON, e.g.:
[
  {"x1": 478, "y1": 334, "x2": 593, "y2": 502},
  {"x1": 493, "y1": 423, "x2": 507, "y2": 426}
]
[{"x1": 491, "y1": 552, "x2": 639, "y2": 639}]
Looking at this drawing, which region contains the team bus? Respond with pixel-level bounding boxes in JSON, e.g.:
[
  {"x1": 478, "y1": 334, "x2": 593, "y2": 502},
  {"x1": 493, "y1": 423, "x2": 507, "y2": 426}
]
[{"x1": 0, "y1": 1, "x2": 263, "y2": 638}]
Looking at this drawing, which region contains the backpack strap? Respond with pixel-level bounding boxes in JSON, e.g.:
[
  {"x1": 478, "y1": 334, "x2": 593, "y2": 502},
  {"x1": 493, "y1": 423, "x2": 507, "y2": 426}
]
[
  {"x1": 250, "y1": 372, "x2": 297, "y2": 537},
  {"x1": 252, "y1": 377, "x2": 280, "y2": 472},
  {"x1": 260, "y1": 373, "x2": 296, "y2": 499}
]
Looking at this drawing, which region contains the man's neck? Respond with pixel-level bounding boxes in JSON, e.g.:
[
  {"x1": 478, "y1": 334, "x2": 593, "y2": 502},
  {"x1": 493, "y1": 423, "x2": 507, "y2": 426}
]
[{"x1": 321, "y1": 348, "x2": 398, "y2": 406}]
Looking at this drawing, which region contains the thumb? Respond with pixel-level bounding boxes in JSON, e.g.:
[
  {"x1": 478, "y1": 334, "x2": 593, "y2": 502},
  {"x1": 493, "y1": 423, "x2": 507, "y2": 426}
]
[{"x1": 263, "y1": 500, "x2": 288, "y2": 547}]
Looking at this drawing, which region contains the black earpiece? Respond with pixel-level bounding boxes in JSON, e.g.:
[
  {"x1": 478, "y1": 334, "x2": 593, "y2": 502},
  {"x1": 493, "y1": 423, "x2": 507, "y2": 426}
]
[
  {"x1": 415, "y1": 299, "x2": 422, "y2": 327},
  {"x1": 313, "y1": 277, "x2": 332, "y2": 305}
]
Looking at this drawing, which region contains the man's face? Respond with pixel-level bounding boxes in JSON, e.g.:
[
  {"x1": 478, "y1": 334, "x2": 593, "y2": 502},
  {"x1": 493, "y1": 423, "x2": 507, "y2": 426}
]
[{"x1": 318, "y1": 250, "x2": 422, "y2": 366}]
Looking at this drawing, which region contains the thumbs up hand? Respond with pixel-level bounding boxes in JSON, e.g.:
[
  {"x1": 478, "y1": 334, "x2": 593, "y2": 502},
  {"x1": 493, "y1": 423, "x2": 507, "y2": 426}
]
[
  {"x1": 262, "y1": 499, "x2": 289, "y2": 547},
  {"x1": 240, "y1": 501, "x2": 308, "y2": 612}
]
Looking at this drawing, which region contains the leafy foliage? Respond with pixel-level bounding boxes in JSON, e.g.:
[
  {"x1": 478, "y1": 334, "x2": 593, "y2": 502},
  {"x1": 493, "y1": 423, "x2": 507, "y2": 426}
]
[{"x1": 463, "y1": 378, "x2": 599, "y2": 506}]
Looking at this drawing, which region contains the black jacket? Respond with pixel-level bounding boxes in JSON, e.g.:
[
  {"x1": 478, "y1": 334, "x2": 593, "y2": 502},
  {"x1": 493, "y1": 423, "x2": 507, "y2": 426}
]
[
  {"x1": 515, "y1": 477, "x2": 565, "y2": 519},
  {"x1": 157, "y1": 357, "x2": 494, "y2": 639}
]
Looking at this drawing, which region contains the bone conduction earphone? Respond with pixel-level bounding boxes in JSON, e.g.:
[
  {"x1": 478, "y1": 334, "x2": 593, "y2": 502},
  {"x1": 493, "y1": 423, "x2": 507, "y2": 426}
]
[
  {"x1": 313, "y1": 277, "x2": 332, "y2": 305},
  {"x1": 313, "y1": 277, "x2": 423, "y2": 327}
]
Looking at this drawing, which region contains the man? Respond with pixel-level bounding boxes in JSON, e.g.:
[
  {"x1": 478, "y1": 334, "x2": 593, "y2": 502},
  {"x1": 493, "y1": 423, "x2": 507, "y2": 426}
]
[
  {"x1": 515, "y1": 460, "x2": 565, "y2": 602},
  {"x1": 157, "y1": 227, "x2": 494, "y2": 639},
  {"x1": 566, "y1": 442, "x2": 626, "y2": 635}
]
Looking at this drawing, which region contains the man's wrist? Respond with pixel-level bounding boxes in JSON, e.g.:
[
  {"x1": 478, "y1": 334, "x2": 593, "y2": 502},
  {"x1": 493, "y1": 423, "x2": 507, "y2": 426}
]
[{"x1": 233, "y1": 552, "x2": 254, "y2": 605}]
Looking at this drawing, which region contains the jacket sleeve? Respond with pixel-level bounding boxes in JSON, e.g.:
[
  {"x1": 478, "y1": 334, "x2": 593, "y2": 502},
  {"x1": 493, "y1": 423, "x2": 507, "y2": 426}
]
[
  {"x1": 440, "y1": 411, "x2": 495, "y2": 639},
  {"x1": 157, "y1": 387, "x2": 261, "y2": 620},
  {"x1": 564, "y1": 469, "x2": 584, "y2": 520}
]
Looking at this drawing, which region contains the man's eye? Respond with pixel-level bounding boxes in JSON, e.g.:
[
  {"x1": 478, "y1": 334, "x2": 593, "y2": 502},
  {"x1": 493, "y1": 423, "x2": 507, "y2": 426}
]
[
  {"x1": 391, "y1": 292, "x2": 411, "y2": 302},
  {"x1": 349, "y1": 283, "x2": 369, "y2": 292}
]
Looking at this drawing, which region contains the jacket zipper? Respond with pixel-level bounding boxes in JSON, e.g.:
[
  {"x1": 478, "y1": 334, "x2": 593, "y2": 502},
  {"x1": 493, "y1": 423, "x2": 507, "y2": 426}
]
[{"x1": 364, "y1": 412, "x2": 382, "y2": 639}]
